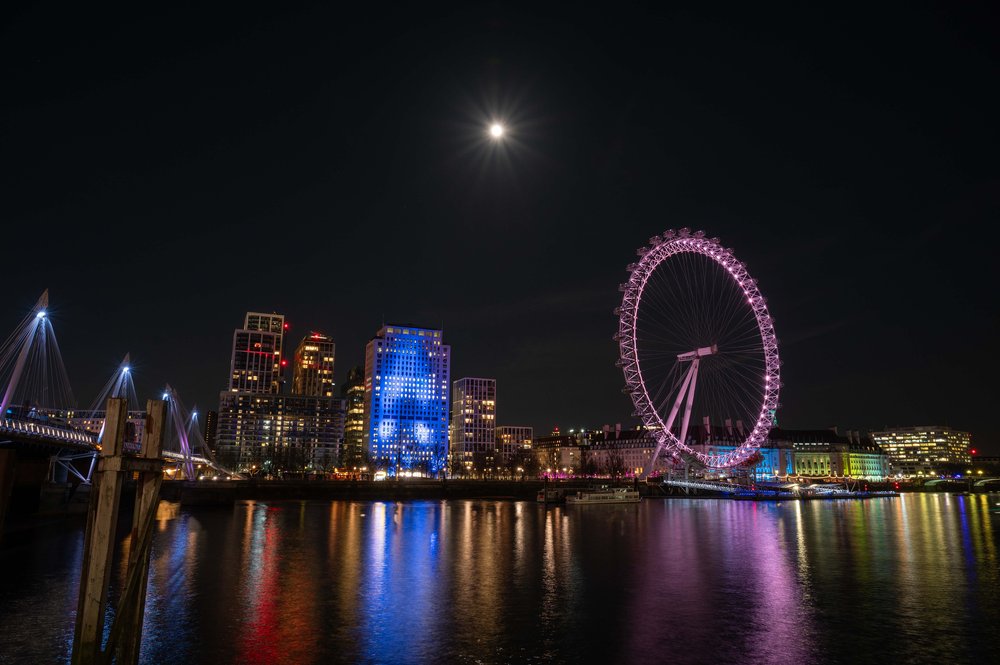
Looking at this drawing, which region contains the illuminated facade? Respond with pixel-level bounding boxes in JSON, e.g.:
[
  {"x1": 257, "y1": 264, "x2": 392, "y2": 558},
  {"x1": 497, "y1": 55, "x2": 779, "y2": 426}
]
[
  {"x1": 340, "y1": 366, "x2": 365, "y2": 466},
  {"x1": 218, "y1": 311, "x2": 343, "y2": 471},
  {"x1": 215, "y1": 392, "x2": 345, "y2": 471},
  {"x1": 228, "y1": 312, "x2": 286, "y2": 394},
  {"x1": 496, "y1": 425, "x2": 533, "y2": 466},
  {"x1": 243, "y1": 312, "x2": 286, "y2": 392},
  {"x1": 530, "y1": 426, "x2": 889, "y2": 481},
  {"x1": 533, "y1": 429, "x2": 591, "y2": 475},
  {"x1": 451, "y1": 378, "x2": 497, "y2": 475},
  {"x1": 363, "y1": 325, "x2": 450, "y2": 476},
  {"x1": 698, "y1": 428, "x2": 888, "y2": 481},
  {"x1": 229, "y1": 329, "x2": 280, "y2": 393},
  {"x1": 871, "y1": 426, "x2": 972, "y2": 476},
  {"x1": 585, "y1": 428, "x2": 656, "y2": 477},
  {"x1": 292, "y1": 333, "x2": 335, "y2": 397}
]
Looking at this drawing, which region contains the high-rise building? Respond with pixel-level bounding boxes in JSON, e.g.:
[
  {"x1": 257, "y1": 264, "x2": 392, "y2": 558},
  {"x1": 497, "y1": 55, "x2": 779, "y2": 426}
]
[
  {"x1": 215, "y1": 393, "x2": 345, "y2": 472},
  {"x1": 244, "y1": 312, "x2": 286, "y2": 392},
  {"x1": 363, "y1": 325, "x2": 450, "y2": 476},
  {"x1": 204, "y1": 409, "x2": 218, "y2": 451},
  {"x1": 217, "y1": 311, "x2": 342, "y2": 472},
  {"x1": 496, "y1": 425, "x2": 533, "y2": 466},
  {"x1": 451, "y1": 378, "x2": 497, "y2": 476},
  {"x1": 292, "y1": 333, "x2": 335, "y2": 397},
  {"x1": 228, "y1": 328, "x2": 280, "y2": 393},
  {"x1": 340, "y1": 366, "x2": 365, "y2": 467},
  {"x1": 871, "y1": 426, "x2": 972, "y2": 476}
]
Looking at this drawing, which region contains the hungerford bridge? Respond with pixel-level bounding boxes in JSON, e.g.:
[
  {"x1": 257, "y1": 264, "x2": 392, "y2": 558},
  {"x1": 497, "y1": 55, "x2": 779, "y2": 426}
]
[{"x1": 0, "y1": 291, "x2": 232, "y2": 498}]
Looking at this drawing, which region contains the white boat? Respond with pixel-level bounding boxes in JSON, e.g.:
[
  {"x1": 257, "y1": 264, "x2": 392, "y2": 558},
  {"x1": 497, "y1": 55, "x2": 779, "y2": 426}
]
[{"x1": 566, "y1": 486, "x2": 640, "y2": 504}]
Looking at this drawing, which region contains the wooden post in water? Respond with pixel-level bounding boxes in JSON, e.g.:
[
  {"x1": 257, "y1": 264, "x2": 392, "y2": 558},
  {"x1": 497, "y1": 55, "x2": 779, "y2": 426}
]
[
  {"x1": 72, "y1": 398, "x2": 128, "y2": 664},
  {"x1": 120, "y1": 399, "x2": 166, "y2": 664},
  {"x1": 71, "y1": 398, "x2": 166, "y2": 665}
]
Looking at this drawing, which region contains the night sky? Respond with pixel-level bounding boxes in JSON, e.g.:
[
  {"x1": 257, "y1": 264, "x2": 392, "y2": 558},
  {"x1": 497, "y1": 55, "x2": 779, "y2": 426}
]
[{"x1": 2, "y1": 4, "x2": 998, "y2": 450}]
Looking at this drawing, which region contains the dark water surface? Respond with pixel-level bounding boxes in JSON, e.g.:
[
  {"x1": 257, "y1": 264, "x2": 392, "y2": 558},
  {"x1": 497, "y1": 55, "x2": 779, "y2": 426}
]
[{"x1": 1, "y1": 494, "x2": 998, "y2": 664}]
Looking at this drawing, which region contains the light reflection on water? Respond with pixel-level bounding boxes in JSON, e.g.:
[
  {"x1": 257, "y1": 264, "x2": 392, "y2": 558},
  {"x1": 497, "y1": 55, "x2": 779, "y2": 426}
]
[{"x1": 0, "y1": 494, "x2": 998, "y2": 664}]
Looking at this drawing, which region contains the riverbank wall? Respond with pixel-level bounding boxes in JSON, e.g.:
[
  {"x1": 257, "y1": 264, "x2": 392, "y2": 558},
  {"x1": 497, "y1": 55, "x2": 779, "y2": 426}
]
[{"x1": 159, "y1": 479, "x2": 552, "y2": 504}]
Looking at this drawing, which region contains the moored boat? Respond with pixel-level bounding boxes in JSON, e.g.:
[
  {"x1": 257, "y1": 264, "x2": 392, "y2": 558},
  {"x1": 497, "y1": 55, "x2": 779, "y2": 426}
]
[
  {"x1": 566, "y1": 485, "x2": 640, "y2": 504},
  {"x1": 536, "y1": 487, "x2": 569, "y2": 503}
]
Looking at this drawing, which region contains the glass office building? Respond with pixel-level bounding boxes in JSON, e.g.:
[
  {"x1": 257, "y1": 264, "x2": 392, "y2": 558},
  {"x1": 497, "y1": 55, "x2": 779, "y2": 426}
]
[{"x1": 363, "y1": 325, "x2": 450, "y2": 476}]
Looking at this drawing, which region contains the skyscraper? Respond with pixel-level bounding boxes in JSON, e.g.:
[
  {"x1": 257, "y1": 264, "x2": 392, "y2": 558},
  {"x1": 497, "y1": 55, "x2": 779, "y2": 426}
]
[
  {"x1": 244, "y1": 312, "x2": 286, "y2": 392},
  {"x1": 340, "y1": 366, "x2": 365, "y2": 467},
  {"x1": 217, "y1": 311, "x2": 343, "y2": 473},
  {"x1": 228, "y1": 328, "x2": 280, "y2": 393},
  {"x1": 451, "y1": 377, "x2": 496, "y2": 476},
  {"x1": 292, "y1": 333, "x2": 335, "y2": 397},
  {"x1": 363, "y1": 325, "x2": 450, "y2": 476}
]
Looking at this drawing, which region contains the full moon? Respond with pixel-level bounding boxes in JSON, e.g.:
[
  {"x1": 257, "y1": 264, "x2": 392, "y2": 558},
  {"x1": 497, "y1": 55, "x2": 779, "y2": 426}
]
[{"x1": 489, "y1": 123, "x2": 504, "y2": 138}]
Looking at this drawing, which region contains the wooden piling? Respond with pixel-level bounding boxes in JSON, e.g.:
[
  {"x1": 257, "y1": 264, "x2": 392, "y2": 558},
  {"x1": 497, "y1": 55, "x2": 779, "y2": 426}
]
[
  {"x1": 120, "y1": 399, "x2": 166, "y2": 664},
  {"x1": 72, "y1": 398, "x2": 128, "y2": 665},
  {"x1": 71, "y1": 398, "x2": 166, "y2": 665}
]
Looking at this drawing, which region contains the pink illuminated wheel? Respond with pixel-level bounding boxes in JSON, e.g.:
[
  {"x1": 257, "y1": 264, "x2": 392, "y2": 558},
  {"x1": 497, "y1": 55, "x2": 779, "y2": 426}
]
[{"x1": 615, "y1": 229, "x2": 780, "y2": 473}]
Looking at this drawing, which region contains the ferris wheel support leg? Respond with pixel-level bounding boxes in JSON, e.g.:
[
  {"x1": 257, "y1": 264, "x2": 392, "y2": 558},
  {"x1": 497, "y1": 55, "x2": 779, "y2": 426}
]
[
  {"x1": 640, "y1": 363, "x2": 696, "y2": 480},
  {"x1": 677, "y1": 359, "x2": 700, "y2": 459}
]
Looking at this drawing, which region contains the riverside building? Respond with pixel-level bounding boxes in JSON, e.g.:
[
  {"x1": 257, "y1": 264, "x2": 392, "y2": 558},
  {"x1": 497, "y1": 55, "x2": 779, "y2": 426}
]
[
  {"x1": 496, "y1": 425, "x2": 533, "y2": 469},
  {"x1": 216, "y1": 312, "x2": 344, "y2": 473},
  {"x1": 871, "y1": 426, "x2": 972, "y2": 476},
  {"x1": 340, "y1": 366, "x2": 365, "y2": 466},
  {"x1": 215, "y1": 393, "x2": 345, "y2": 471},
  {"x1": 533, "y1": 428, "x2": 593, "y2": 476},
  {"x1": 241, "y1": 312, "x2": 286, "y2": 393},
  {"x1": 363, "y1": 325, "x2": 450, "y2": 476},
  {"x1": 451, "y1": 378, "x2": 497, "y2": 476},
  {"x1": 291, "y1": 333, "x2": 335, "y2": 397},
  {"x1": 535, "y1": 425, "x2": 889, "y2": 481}
]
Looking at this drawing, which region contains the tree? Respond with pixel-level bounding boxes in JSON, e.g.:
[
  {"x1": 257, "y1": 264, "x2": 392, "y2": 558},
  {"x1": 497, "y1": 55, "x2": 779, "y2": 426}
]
[
  {"x1": 578, "y1": 454, "x2": 599, "y2": 477},
  {"x1": 605, "y1": 447, "x2": 626, "y2": 480}
]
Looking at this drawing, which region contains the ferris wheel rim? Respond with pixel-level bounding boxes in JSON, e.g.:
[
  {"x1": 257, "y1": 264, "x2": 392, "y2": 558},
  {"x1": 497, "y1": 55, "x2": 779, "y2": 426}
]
[{"x1": 616, "y1": 229, "x2": 780, "y2": 469}]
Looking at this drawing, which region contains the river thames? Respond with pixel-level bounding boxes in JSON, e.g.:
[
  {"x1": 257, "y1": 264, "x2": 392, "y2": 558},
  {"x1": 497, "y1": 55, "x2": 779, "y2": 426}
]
[{"x1": 1, "y1": 493, "x2": 998, "y2": 664}]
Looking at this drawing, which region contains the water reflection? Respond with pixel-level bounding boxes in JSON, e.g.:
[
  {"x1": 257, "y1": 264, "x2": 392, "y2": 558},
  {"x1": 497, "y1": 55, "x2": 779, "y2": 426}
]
[{"x1": 0, "y1": 495, "x2": 998, "y2": 664}]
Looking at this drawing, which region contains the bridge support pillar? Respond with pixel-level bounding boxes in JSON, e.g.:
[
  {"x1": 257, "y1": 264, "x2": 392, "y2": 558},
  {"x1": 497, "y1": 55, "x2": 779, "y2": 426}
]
[
  {"x1": 51, "y1": 455, "x2": 69, "y2": 483},
  {"x1": 0, "y1": 450, "x2": 14, "y2": 542}
]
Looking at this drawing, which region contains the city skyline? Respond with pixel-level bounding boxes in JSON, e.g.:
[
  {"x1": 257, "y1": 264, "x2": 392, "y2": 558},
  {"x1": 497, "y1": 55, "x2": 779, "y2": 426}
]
[
  {"x1": 0, "y1": 295, "x2": 992, "y2": 454},
  {"x1": 2, "y1": 4, "x2": 996, "y2": 450}
]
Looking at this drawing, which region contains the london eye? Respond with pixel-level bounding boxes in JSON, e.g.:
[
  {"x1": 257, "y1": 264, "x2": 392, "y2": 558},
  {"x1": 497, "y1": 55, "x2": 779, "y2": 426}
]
[{"x1": 615, "y1": 229, "x2": 780, "y2": 473}]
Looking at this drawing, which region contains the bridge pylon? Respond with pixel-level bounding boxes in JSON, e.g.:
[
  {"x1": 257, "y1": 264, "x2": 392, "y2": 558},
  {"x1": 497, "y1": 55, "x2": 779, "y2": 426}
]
[{"x1": 0, "y1": 290, "x2": 51, "y2": 417}]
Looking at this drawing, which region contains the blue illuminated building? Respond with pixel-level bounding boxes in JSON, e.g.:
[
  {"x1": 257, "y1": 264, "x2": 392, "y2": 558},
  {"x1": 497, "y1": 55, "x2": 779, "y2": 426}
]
[{"x1": 363, "y1": 325, "x2": 450, "y2": 476}]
